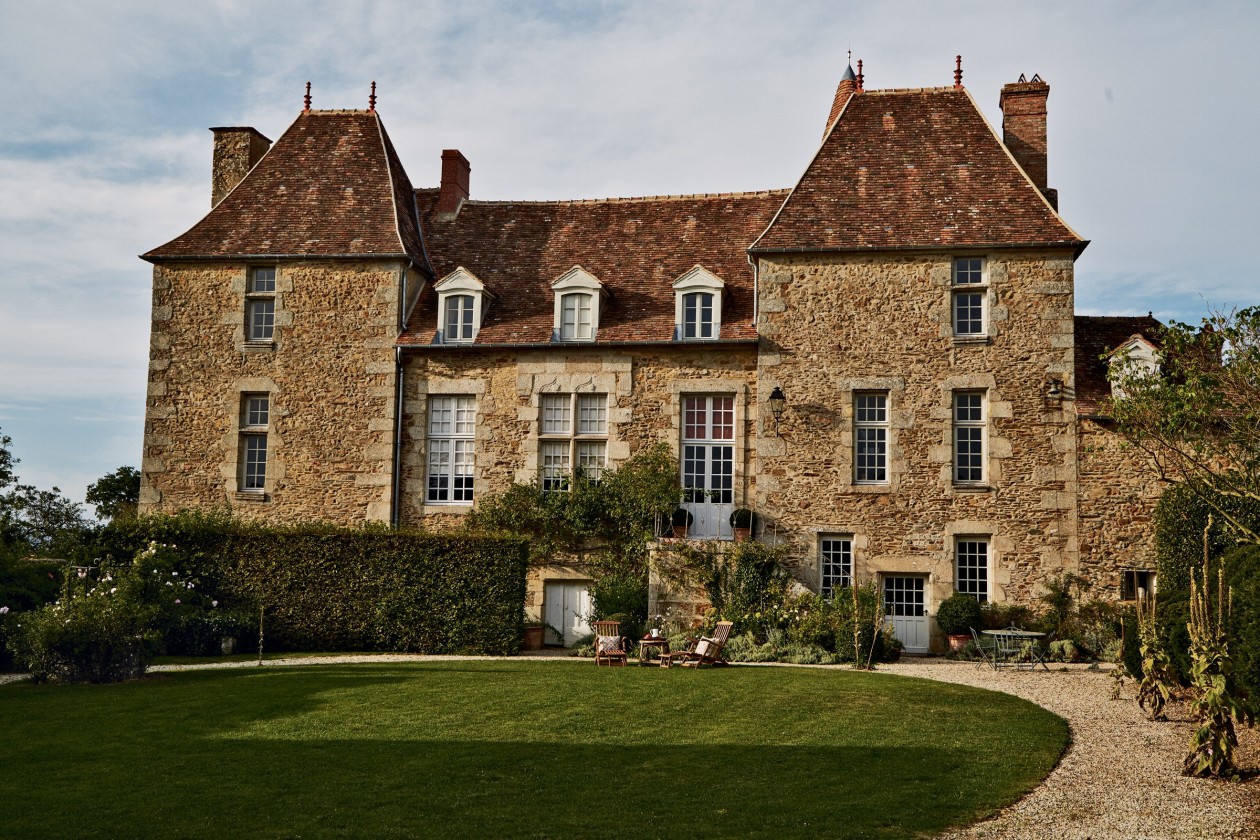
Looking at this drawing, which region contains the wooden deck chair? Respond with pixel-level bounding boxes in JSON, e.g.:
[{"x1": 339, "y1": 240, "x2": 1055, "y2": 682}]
[
  {"x1": 592, "y1": 620, "x2": 628, "y2": 667},
  {"x1": 674, "y1": 620, "x2": 734, "y2": 668},
  {"x1": 970, "y1": 627, "x2": 997, "y2": 671}
]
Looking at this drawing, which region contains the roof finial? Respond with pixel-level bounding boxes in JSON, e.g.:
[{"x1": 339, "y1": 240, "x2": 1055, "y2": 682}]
[
  {"x1": 954, "y1": 55, "x2": 963, "y2": 89},
  {"x1": 856, "y1": 59, "x2": 864, "y2": 93},
  {"x1": 303, "y1": 81, "x2": 312, "y2": 113},
  {"x1": 369, "y1": 81, "x2": 377, "y2": 113}
]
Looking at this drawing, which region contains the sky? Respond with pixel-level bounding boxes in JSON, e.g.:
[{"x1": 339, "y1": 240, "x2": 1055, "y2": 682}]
[{"x1": 0, "y1": 0, "x2": 1257, "y2": 512}]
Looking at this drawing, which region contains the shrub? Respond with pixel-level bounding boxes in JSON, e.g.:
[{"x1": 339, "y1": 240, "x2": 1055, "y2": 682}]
[
  {"x1": 10, "y1": 553, "x2": 159, "y2": 683},
  {"x1": 980, "y1": 602, "x2": 1035, "y2": 631},
  {"x1": 935, "y1": 593, "x2": 983, "y2": 636},
  {"x1": 591, "y1": 570, "x2": 648, "y2": 640},
  {"x1": 1222, "y1": 544, "x2": 1260, "y2": 709},
  {"x1": 1154, "y1": 484, "x2": 1260, "y2": 594}
]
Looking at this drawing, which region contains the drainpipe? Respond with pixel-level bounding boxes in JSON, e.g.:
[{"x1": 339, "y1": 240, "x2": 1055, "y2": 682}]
[{"x1": 391, "y1": 344, "x2": 405, "y2": 528}]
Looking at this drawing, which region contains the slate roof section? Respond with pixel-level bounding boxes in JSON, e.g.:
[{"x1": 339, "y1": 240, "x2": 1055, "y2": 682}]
[
  {"x1": 144, "y1": 110, "x2": 427, "y2": 262},
  {"x1": 399, "y1": 190, "x2": 787, "y2": 346},
  {"x1": 751, "y1": 87, "x2": 1085, "y2": 254},
  {"x1": 1074, "y1": 315, "x2": 1163, "y2": 415}
]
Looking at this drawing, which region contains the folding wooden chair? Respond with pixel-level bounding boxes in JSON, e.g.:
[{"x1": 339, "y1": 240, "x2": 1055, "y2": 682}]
[
  {"x1": 665, "y1": 621, "x2": 734, "y2": 668},
  {"x1": 592, "y1": 620, "x2": 628, "y2": 667}
]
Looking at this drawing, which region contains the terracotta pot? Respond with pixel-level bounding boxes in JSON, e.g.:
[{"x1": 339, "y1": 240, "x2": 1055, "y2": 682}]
[
  {"x1": 947, "y1": 633, "x2": 971, "y2": 653},
  {"x1": 523, "y1": 625, "x2": 546, "y2": 651},
  {"x1": 672, "y1": 524, "x2": 688, "y2": 539},
  {"x1": 733, "y1": 527, "x2": 752, "y2": 542}
]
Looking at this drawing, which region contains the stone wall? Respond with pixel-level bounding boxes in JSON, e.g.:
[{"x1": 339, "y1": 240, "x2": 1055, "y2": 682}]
[
  {"x1": 398, "y1": 345, "x2": 759, "y2": 620},
  {"x1": 753, "y1": 249, "x2": 1080, "y2": 644},
  {"x1": 1076, "y1": 416, "x2": 1163, "y2": 593},
  {"x1": 139, "y1": 260, "x2": 403, "y2": 524}
]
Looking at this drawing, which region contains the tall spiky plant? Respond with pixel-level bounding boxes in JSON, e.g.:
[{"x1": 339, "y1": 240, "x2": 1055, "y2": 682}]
[
  {"x1": 1135, "y1": 592, "x2": 1173, "y2": 720},
  {"x1": 1183, "y1": 515, "x2": 1254, "y2": 777}
]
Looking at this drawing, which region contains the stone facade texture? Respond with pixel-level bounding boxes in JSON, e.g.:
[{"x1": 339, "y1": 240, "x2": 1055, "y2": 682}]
[{"x1": 139, "y1": 260, "x2": 404, "y2": 524}]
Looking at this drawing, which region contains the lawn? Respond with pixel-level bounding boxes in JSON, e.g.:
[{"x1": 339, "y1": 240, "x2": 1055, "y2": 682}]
[{"x1": 0, "y1": 660, "x2": 1067, "y2": 839}]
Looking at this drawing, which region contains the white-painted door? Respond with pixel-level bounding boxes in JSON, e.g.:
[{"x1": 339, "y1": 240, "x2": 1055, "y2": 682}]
[
  {"x1": 681, "y1": 395, "x2": 735, "y2": 540},
  {"x1": 883, "y1": 575, "x2": 929, "y2": 654},
  {"x1": 543, "y1": 580, "x2": 592, "y2": 646}
]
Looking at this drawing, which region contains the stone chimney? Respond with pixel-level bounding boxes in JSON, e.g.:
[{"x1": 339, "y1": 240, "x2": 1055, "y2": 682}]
[
  {"x1": 999, "y1": 75, "x2": 1057, "y2": 209},
  {"x1": 210, "y1": 127, "x2": 272, "y2": 207},
  {"x1": 436, "y1": 149, "x2": 471, "y2": 218}
]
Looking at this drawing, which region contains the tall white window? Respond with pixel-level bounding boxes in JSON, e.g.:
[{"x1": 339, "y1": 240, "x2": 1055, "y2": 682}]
[
  {"x1": 854, "y1": 392, "x2": 888, "y2": 484},
  {"x1": 444, "y1": 294, "x2": 475, "y2": 342},
  {"x1": 955, "y1": 538, "x2": 990, "y2": 602},
  {"x1": 682, "y1": 292, "x2": 714, "y2": 340},
  {"x1": 539, "y1": 393, "x2": 607, "y2": 490},
  {"x1": 427, "y1": 396, "x2": 475, "y2": 504},
  {"x1": 239, "y1": 393, "x2": 269, "y2": 491},
  {"x1": 559, "y1": 293, "x2": 594, "y2": 341},
  {"x1": 951, "y1": 257, "x2": 985, "y2": 338},
  {"x1": 681, "y1": 396, "x2": 734, "y2": 505},
  {"x1": 246, "y1": 267, "x2": 276, "y2": 342},
  {"x1": 953, "y1": 391, "x2": 985, "y2": 484},
  {"x1": 820, "y1": 536, "x2": 852, "y2": 597}
]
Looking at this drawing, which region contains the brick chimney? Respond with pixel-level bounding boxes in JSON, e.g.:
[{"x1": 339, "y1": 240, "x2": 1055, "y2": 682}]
[
  {"x1": 436, "y1": 149, "x2": 471, "y2": 218},
  {"x1": 209, "y1": 127, "x2": 271, "y2": 207},
  {"x1": 999, "y1": 75, "x2": 1057, "y2": 209}
]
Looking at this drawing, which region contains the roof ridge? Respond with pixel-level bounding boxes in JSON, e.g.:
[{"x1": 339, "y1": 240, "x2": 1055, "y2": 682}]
[
  {"x1": 861, "y1": 86, "x2": 959, "y2": 95},
  {"x1": 417, "y1": 189, "x2": 791, "y2": 206}
]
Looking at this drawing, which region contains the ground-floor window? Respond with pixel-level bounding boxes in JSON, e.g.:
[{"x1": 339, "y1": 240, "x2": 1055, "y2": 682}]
[
  {"x1": 820, "y1": 536, "x2": 852, "y2": 597},
  {"x1": 427, "y1": 395, "x2": 475, "y2": 503},
  {"x1": 955, "y1": 538, "x2": 989, "y2": 602}
]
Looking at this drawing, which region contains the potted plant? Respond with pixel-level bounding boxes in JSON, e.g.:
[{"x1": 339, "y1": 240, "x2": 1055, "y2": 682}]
[
  {"x1": 670, "y1": 507, "x2": 693, "y2": 539},
  {"x1": 522, "y1": 614, "x2": 547, "y2": 651},
  {"x1": 936, "y1": 593, "x2": 984, "y2": 652},
  {"x1": 729, "y1": 508, "x2": 755, "y2": 541}
]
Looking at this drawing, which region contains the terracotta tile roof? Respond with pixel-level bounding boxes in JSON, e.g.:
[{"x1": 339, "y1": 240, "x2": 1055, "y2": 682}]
[
  {"x1": 751, "y1": 87, "x2": 1085, "y2": 254},
  {"x1": 1074, "y1": 315, "x2": 1163, "y2": 415},
  {"x1": 143, "y1": 110, "x2": 427, "y2": 262},
  {"x1": 399, "y1": 190, "x2": 787, "y2": 346}
]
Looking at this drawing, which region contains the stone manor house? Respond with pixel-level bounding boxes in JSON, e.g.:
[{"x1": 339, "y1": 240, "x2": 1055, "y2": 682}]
[{"x1": 138, "y1": 61, "x2": 1163, "y2": 653}]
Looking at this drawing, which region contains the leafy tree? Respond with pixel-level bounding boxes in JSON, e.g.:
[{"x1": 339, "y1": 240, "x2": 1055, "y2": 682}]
[
  {"x1": 86, "y1": 466, "x2": 141, "y2": 522},
  {"x1": 0, "y1": 426, "x2": 93, "y2": 559},
  {"x1": 1108, "y1": 306, "x2": 1260, "y2": 545}
]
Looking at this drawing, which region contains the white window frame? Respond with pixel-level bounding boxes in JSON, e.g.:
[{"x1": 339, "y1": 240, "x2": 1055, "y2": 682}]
[
  {"x1": 853, "y1": 392, "x2": 889, "y2": 484},
  {"x1": 680, "y1": 394, "x2": 735, "y2": 506},
  {"x1": 239, "y1": 393, "x2": 270, "y2": 492},
  {"x1": 539, "y1": 393, "x2": 607, "y2": 491},
  {"x1": 426, "y1": 395, "x2": 476, "y2": 504},
  {"x1": 245, "y1": 266, "x2": 276, "y2": 343},
  {"x1": 551, "y1": 266, "x2": 605, "y2": 343},
  {"x1": 434, "y1": 267, "x2": 488, "y2": 344},
  {"x1": 951, "y1": 257, "x2": 987, "y2": 339},
  {"x1": 952, "y1": 390, "x2": 986, "y2": 485},
  {"x1": 1108, "y1": 336, "x2": 1160, "y2": 399},
  {"x1": 955, "y1": 537, "x2": 990, "y2": 602},
  {"x1": 672, "y1": 265, "x2": 724, "y2": 341},
  {"x1": 819, "y1": 536, "x2": 853, "y2": 597}
]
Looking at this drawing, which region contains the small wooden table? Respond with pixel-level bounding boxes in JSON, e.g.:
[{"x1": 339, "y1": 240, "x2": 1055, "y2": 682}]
[{"x1": 638, "y1": 636, "x2": 670, "y2": 667}]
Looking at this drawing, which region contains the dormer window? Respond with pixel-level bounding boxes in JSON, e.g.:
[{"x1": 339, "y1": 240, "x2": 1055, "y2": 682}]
[
  {"x1": 433, "y1": 267, "x2": 489, "y2": 345},
  {"x1": 551, "y1": 267, "x2": 605, "y2": 343},
  {"x1": 445, "y1": 295, "x2": 475, "y2": 341},
  {"x1": 673, "y1": 266, "x2": 724, "y2": 341},
  {"x1": 1108, "y1": 335, "x2": 1160, "y2": 399}
]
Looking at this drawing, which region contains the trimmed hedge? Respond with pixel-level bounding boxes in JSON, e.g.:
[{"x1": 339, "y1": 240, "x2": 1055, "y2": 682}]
[
  {"x1": 1154, "y1": 484, "x2": 1260, "y2": 593},
  {"x1": 95, "y1": 513, "x2": 528, "y2": 655}
]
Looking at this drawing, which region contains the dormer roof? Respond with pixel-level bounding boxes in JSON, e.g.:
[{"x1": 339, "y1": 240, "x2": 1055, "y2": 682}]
[
  {"x1": 752, "y1": 86, "x2": 1086, "y2": 255},
  {"x1": 399, "y1": 190, "x2": 784, "y2": 346},
  {"x1": 143, "y1": 110, "x2": 428, "y2": 264},
  {"x1": 1074, "y1": 315, "x2": 1163, "y2": 415}
]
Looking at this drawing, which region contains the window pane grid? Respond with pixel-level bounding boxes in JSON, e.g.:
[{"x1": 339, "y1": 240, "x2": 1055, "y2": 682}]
[
  {"x1": 242, "y1": 435, "x2": 267, "y2": 489},
  {"x1": 820, "y1": 538, "x2": 852, "y2": 597},
  {"x1": 956, "y1": 540, "x2": 989, "y2": 602},
  {"x1": 883, "y1": 577, "x2": 925, "y2": 617},
  {"x1": 854, "y1": 393, "x2": 888, "y2": 484},
  {"x1": 953, "y1": 392, "x2": 985, "y2": 483},
  {"x1": 243, "y1": 395, "x2": 269, "y2": 427},
  {"x1": 248, "y1": 267, "x2": 276, "y2": 293},
  {"x1": 248, "y1": 300, "x2": 275, "y2": 341},
  {"x1": 445, "y1": 295, "x2": 475, "y2": 341},
  {"x1": 952, "y1": 258, "x2": 983, "y2": 285},
  {"x1": 427, "y1": 396, "x2": 476, "y2": 503},
  {"x1": 681, "y1": 395, "x2": 735, "y2": 505},
  {"x1": 539, "y1": 394, "x2": 607, "y2": 490},
  {"x1": 683, "y1": 292, "x2": 714, "y2": 339},
  {"x1": 561, "y1": 293, "x2": 593, "y2": 340}
]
